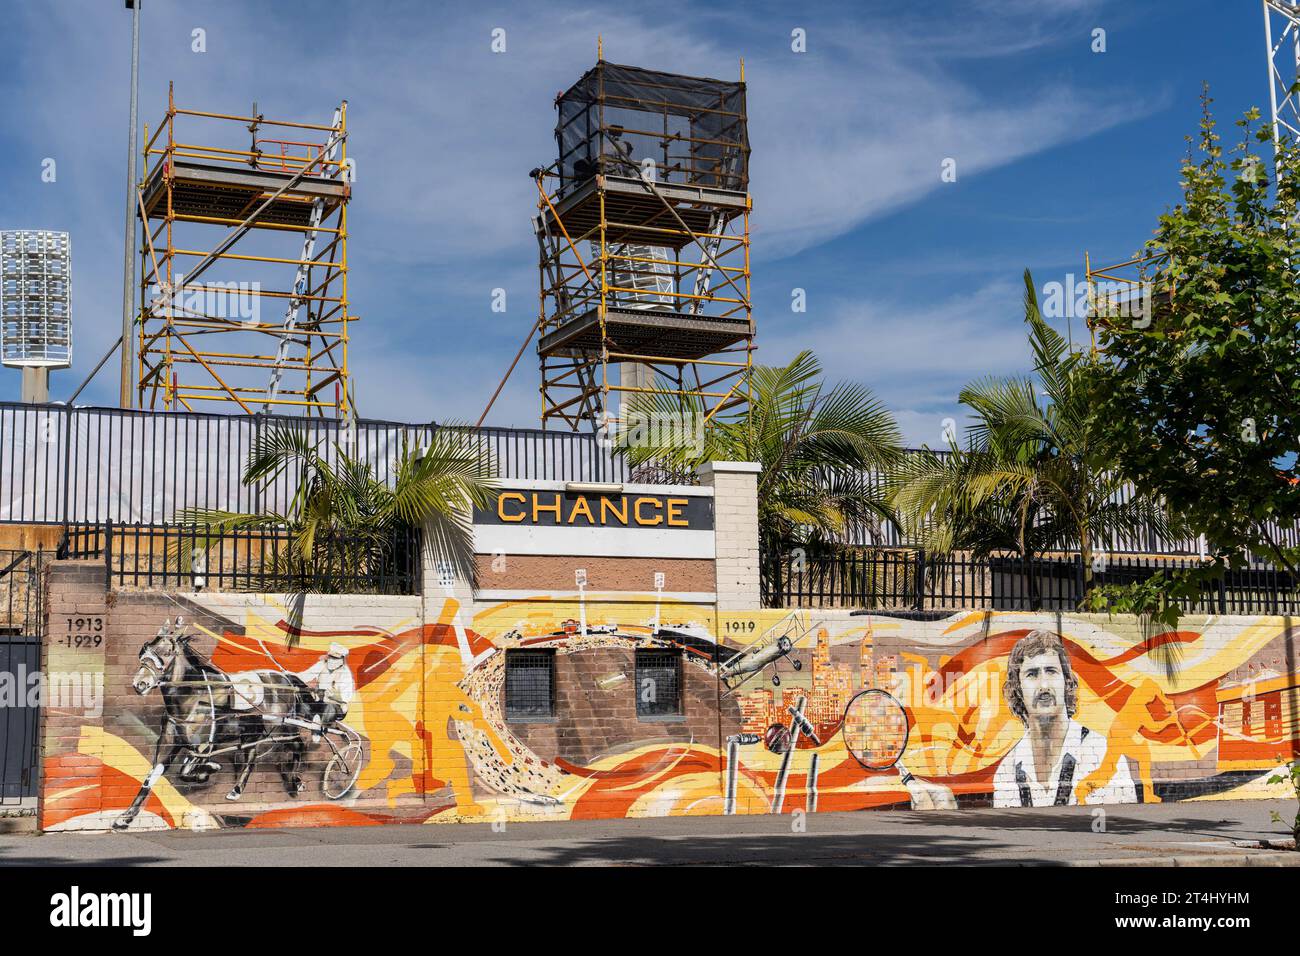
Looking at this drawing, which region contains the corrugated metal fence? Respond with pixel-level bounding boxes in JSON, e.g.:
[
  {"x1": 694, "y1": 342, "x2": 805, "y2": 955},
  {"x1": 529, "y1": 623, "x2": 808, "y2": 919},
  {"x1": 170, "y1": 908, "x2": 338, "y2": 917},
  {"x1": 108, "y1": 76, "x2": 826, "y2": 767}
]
[
  {"x1": 3, "y1": 402, "x2": 1294, "y2": 559},
  {"x1": 0, "y1": 402, "x2": 628, "y2": 525}
]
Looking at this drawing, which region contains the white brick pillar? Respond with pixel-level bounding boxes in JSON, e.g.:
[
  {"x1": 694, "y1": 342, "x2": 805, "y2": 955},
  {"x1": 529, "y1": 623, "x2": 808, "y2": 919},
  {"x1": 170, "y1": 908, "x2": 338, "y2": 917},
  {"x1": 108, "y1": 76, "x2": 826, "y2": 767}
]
[
  {"x1": 697, "y1": 460, "x2": 761, "y2": 611},
  {"x1": 420, "y1": 514, "x2": 477, "y2": 613}
]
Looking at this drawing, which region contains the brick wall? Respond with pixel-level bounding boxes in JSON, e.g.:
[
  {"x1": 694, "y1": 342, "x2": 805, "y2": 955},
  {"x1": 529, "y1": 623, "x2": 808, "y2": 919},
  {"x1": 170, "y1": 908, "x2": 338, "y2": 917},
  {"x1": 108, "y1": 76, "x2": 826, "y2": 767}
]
[
  {"x1": 507, "y1": 645, "x2": 731, "y2": 766},
  {"x1": 38, "y1": 561, "x2": 110, "y2": 828},
  {"x1": 472, "y1": 555, "x2": 716, "y2": 596},
  {"x1": 37, "y1": 563, "x2": 1299, "y2": 832},
  {"x1": 38, "y1": 569, "x2": 425, "y2": 832},
  {"x1": 710, "y1": 609, "x2": 1300, "y2": 814}
]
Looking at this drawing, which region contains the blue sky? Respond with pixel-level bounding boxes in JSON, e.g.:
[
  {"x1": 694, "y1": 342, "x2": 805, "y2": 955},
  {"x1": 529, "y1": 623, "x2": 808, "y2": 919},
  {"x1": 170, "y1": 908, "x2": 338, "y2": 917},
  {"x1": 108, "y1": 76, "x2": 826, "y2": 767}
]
[{"x1": 0, "y1": 0, "x2": 1275, "y2": 443}]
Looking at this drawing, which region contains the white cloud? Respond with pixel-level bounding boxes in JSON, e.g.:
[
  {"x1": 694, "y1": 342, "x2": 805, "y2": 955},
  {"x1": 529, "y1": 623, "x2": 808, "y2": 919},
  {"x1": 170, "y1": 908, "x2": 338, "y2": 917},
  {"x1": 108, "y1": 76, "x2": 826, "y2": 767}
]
[
  {"x1": 749, "y1": 50, "x2": 1158, "y2": 256},
  {"x1": 758, "y1": 278, "x2": 1044, "y2": 446},
  {"x1": 0, "y1": 0, "x2": 1150, "y2": 427}
]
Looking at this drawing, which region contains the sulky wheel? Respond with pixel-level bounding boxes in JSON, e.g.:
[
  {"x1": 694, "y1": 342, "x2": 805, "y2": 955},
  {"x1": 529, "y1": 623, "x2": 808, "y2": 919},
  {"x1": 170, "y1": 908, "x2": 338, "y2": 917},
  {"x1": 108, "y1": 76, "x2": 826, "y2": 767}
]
[{"x1": 322, "y1": 742, "x2": 364, "y2": 800}]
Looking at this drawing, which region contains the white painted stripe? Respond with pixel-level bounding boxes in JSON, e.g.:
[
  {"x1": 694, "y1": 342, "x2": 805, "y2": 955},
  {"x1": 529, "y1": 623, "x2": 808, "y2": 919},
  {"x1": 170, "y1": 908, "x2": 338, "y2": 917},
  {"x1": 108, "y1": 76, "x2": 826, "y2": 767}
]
[
  {"x1": 492, "y1": 477, "x2": 710, "y2": 497},
  {"x1": 474, "y1": 525, "x2": 714, "y2": 559},
  {"x1": 474, "y1": 589, "x2": 717, "y2": 603}
]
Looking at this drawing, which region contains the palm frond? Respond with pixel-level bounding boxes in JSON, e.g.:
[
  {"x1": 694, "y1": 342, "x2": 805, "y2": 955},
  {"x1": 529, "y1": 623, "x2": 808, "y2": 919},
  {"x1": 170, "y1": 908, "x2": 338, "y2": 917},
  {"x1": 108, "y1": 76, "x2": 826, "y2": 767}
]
[{"x1": 888, "y1": 269, "x2": 1170, "y2": 571}]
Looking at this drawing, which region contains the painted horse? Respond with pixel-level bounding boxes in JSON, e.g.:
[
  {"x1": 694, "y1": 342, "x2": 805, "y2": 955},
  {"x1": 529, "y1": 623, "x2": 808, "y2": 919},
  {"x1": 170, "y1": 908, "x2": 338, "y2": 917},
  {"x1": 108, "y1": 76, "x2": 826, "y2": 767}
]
[{"x1": 113, "y1": 618, "x2": 310, "y2": 831}]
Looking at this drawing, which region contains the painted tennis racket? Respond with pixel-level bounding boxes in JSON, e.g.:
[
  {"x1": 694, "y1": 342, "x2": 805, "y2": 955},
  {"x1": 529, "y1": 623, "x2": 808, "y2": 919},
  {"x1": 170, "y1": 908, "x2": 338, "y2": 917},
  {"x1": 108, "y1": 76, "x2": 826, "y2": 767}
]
[{"x1": 841, "y1": 688, "x2": 914, "y2": 781}]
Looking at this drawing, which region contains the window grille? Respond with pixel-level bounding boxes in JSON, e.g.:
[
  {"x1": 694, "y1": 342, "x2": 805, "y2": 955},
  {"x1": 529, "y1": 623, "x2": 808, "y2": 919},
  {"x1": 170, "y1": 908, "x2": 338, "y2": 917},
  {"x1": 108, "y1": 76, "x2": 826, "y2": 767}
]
[
  {"x1": 635, "y1": 648, "x2": 682, "y2": 718},
  {"x1": 505, "y1": 649, "x2": 556, "y2": 720}
]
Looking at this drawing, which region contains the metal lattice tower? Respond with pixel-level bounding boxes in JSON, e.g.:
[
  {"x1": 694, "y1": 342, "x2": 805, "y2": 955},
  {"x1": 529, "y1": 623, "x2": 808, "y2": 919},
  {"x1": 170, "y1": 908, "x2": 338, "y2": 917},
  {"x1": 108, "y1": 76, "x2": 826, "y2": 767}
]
[
  {"x1": 1265, "y1": 1, "x2": 1300, "y2": 150},
  {"x1": 532, "y1": 59, "x2": 755, "y2": 432},
  {"x1": 135, "y1": 85, "x2": 354, "y2": 415}
]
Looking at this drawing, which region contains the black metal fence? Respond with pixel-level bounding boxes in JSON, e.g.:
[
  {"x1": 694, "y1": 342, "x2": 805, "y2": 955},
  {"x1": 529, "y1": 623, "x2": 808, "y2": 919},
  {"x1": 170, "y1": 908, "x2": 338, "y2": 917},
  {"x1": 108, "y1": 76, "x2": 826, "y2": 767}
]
[
  {"x1": 64, "y1": 521, "x2": 422, "y2": 596},
  {"x1": 762, "y1": 548, "x2": 1300, "y2": 615},
  {"x1": 0, "y1": 402, "x2": 631, "y2": 526},
  {"x1": 814, "y1": 465, "x2": 1232, "y2": 557},
  {"x1": 1, "y1": 550, "x2": 43, "y2": 806}
]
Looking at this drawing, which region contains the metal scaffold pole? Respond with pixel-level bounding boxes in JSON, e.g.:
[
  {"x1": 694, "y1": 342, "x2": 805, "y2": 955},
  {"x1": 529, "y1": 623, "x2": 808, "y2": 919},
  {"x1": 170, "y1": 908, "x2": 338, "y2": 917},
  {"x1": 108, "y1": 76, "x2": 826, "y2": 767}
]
[{"x1": 120, "y1": 0, "x2": 141, "y2": 408}]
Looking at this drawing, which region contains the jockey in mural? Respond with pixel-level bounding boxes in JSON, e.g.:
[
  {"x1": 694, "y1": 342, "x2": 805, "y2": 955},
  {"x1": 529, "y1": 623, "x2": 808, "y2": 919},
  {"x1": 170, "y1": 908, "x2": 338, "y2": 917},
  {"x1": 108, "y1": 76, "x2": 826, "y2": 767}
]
[{"x1": 298, "y1": 643, "x2": 356, "y2": 742}]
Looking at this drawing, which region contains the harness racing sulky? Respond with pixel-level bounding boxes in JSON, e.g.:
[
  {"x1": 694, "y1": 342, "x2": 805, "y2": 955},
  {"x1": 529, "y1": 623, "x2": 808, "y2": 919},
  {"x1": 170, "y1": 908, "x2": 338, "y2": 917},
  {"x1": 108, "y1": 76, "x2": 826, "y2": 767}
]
[{"x1": 113, "y1": 618, "x2": 365, "y2": 831}]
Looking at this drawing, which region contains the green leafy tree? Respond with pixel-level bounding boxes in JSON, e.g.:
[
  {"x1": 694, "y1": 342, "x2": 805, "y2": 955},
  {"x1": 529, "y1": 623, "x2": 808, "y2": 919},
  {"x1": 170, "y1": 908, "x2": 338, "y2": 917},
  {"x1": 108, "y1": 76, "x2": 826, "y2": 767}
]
[
  {"x1": 1086, "y1": 92, "x2": 1300, "y2": 577},
  {"x1": 618, "y1": 350, "x2": 903, "y2": 559},
  {"x1": 890, "y1": 270, "x2": 1172, "y2": 589},
  {"x1": 1268, "y1": 759, "x2": 1300, "y2": 848}
]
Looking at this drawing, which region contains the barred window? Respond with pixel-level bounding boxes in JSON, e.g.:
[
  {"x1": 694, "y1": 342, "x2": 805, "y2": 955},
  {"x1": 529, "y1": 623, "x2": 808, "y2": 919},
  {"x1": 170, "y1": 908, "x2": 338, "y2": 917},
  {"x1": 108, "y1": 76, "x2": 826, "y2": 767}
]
[
  {"x1": 635, "y1": 648, "x2": 683, "y2": 718},
  {"x1": 504, "y1": 649, "x2": 555, "y2": 721}
]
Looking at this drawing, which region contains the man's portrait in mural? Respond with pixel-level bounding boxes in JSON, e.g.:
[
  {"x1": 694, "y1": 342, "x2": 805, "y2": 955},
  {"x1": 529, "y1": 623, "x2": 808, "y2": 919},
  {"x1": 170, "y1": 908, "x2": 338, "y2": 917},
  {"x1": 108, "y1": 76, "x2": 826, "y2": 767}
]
[{"x1": 994, "y1": 629, "x2": 1136, "y2": 807}]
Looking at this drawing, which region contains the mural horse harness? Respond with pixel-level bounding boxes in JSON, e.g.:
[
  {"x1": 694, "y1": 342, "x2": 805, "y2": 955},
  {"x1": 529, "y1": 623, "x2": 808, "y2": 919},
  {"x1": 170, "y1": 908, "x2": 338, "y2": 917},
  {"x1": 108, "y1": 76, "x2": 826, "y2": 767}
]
[{"x1": 113, "y1": 618, "x2": 364, "y2": 830}]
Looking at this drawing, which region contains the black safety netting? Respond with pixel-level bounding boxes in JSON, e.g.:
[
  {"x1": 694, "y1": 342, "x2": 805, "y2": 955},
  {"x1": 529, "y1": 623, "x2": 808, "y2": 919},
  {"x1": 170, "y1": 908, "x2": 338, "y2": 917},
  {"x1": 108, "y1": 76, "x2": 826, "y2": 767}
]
[{"x1": 555, "y1": 62, "x2": 749, "y2": 193}]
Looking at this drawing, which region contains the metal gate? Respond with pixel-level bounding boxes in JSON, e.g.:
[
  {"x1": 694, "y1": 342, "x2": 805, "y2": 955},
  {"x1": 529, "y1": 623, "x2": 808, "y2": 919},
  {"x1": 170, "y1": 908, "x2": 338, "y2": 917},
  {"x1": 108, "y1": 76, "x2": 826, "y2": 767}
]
[{"x1": 1, "y1": 551, "x2": 42, "y2": 806}]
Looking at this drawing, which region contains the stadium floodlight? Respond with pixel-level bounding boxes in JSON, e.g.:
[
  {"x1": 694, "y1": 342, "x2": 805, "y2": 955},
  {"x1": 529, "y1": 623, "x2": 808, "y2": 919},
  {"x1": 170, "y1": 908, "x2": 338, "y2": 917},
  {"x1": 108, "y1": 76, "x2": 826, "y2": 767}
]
[{"x1": 1, "y1": 230, "x2": 72, "y2": 402}]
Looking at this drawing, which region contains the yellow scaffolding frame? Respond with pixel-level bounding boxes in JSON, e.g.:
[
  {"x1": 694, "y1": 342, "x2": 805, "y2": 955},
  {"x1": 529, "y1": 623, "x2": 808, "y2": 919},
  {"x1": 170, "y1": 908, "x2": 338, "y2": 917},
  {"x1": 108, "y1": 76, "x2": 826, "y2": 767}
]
[
  {"x1": 1083, "y1": 249, "x2": 1174, "y2": 354},
  {"x1": 135, "y1": 84, "x2": 354, "y2": 416},
  {"x1": 533, "y1": 60, "x2": 755, "y2": 432}
]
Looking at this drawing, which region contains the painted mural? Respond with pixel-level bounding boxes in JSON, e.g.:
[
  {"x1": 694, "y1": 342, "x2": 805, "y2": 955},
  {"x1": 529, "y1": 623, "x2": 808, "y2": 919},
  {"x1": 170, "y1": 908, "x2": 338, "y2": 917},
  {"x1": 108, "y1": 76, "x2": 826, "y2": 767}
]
[{"x1": 39, "y1": 590, "x2": 1300, "y2": 831}]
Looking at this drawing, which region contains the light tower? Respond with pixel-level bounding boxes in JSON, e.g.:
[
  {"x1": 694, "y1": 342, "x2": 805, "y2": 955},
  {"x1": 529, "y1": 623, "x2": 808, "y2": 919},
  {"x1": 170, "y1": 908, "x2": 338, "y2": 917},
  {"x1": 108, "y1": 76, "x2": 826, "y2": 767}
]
[
  {"x1": 532, "y1": 58, "x2": 755, "y2": 432},
  {"x1": 1, "y1": 230, "x2": 72, "y2": 403}
]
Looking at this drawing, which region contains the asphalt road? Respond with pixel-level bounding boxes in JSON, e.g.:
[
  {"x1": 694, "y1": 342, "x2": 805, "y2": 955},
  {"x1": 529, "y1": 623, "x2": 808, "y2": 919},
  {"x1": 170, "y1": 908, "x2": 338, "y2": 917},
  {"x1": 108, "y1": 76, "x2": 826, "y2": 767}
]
[{"x1": 0, "y1": 799, "x2": 1295, "y2": 866}]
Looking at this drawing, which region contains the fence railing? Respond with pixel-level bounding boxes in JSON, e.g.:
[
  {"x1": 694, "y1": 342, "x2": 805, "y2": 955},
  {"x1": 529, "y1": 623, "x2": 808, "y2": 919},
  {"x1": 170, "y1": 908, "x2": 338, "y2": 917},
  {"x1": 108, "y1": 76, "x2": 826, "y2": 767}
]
[
  {"x1": 63, "y1": 521, "x2": 422, "y2": 596},
  {"x1": 0, "y1": 549, "x2": 44, "y2": 636},
  {"x1": 762, "y1": 548, "x2": 1300, "y2": 615},
  {"x1": 812, "y1": 464, "x2": 1247, "y2": 557},
  {"x1": 58, "y1": 523, "x2": 106, "y2": 560},
  {"x1": 0, "y1": 402, "x2": 631, "y2": 526}
]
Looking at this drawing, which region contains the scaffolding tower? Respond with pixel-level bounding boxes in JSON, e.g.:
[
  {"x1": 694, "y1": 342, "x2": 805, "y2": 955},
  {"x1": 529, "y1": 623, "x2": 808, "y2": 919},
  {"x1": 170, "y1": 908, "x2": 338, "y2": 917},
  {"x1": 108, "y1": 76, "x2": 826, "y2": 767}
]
[
  {"x1": 533, "y1": 59, "x2": 755, "y2": 431},
  {"x1": 1083, "y1": 250, "x2": 1173, "y2": 352},
  {"x1": 135, "y1": 85, "x2": 354, "y2": 415}
]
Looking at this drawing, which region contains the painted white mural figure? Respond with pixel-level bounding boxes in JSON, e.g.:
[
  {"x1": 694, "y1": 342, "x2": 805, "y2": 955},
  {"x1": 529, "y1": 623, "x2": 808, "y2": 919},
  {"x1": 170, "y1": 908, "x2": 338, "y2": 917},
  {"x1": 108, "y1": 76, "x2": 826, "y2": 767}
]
[
  {"x1": 298, "y1": 643, "x2": 356, "y2": 741},
  {"x1": 993, "y1": 630, "x2": 1136, "y2": 808}
]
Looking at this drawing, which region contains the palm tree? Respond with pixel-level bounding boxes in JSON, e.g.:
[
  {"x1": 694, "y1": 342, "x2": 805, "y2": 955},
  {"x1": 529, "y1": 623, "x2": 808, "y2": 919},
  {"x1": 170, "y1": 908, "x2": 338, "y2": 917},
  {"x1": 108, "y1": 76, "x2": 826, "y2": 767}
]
[
  {"x1": 177, "y1": 421, "x2": 496, "y2": 593},
  {"x1": 889, "y1": 270, "x2": 1173, "y2": 588},
  {"x1": 618, "y1": 350, "x2": 903, "y2": 560}
]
